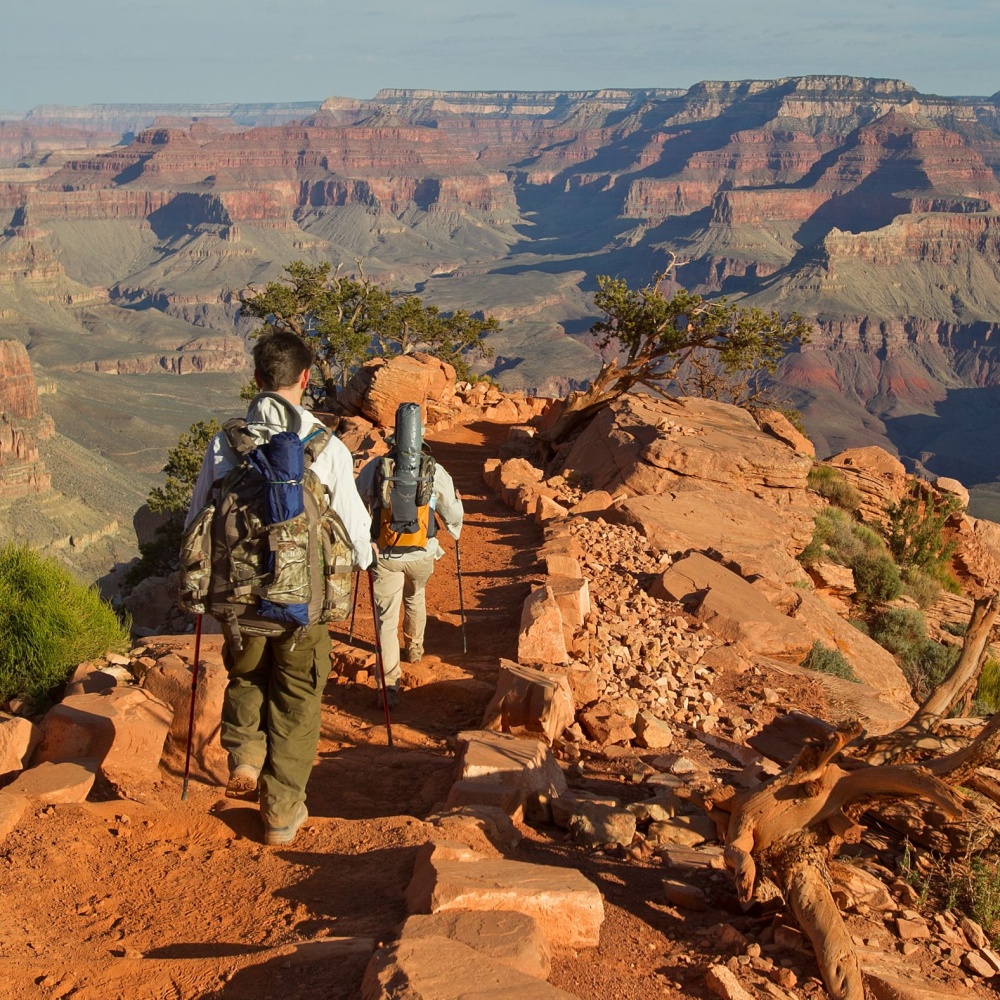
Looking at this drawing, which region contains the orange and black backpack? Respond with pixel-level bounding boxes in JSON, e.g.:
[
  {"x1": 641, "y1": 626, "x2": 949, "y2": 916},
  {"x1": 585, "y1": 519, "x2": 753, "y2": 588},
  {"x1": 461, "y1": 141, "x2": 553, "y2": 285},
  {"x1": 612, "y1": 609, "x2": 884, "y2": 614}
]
[{"x1": 373, "y1": 402, "x2": 436, "y2": 554}]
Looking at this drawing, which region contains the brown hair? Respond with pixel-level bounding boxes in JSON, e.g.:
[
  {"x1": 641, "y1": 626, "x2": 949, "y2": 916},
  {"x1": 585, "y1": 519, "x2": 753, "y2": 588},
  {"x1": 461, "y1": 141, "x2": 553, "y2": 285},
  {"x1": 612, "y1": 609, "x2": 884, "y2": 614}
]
[{"x1": 252, "y1": 332, "x2": 314, "y2": 390}]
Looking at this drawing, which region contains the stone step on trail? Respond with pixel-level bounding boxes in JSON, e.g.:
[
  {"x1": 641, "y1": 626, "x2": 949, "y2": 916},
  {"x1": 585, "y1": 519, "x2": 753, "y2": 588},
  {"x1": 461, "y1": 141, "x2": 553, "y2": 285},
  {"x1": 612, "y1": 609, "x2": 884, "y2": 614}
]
[
  {"x1": 405, "y1": 840, "x2": 605, "y2": 951},
  {"x1": 362, "y1": 936, "x2": 580, "y2": 999}
]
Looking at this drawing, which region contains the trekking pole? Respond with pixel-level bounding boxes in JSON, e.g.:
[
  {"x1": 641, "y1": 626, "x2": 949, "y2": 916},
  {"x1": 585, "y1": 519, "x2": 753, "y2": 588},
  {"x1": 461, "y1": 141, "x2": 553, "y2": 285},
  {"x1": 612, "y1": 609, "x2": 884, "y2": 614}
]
[
  {"x1": 456, "y1": 539, "x2": 467, "y2": 655},
  {"x1": 367, "y1": 569, "x2": 394, "y2": 748},
  {"x1": 181, "y1": 613, "x2": 203, "y2": 801},
  {"x1": 347, "y1": 570, "x2": 360, "y2": 644}
]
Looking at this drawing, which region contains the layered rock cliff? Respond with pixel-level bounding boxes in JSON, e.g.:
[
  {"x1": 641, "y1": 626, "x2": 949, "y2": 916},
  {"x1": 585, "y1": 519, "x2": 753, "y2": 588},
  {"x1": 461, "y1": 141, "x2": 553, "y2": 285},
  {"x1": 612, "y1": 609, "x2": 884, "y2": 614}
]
[{"x1": 0, "y1": 340, "x2": 51, "y2": 499}]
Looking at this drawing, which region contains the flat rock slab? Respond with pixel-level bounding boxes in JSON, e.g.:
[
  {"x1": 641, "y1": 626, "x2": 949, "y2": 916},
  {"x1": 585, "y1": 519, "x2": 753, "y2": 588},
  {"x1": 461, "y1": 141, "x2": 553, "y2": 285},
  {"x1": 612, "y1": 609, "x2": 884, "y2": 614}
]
[
  {"x1": 790, "y1": 591, "x2": 916, "y2": 712},
  {"x1": 654, "y1": 553, "x2": 813, "y2": 660},
  {"x1": 401, "y1": 910, "x2": 551, "y2": 980},
  {"x1": 406, "y1": 844, "x2": 604, "y2": 950},
  {"x1": 6, "y1": 760, "x2": 96, "y2": 804},
  {"x1": 32, "y1": 687, "x2": 172, "y2": 800},
  {"x1": 453, "y1": 730, "x2": 568, "y2": 803},
  {"x1": 481, "y1": 660, "x2": 575, "y2": 745},
  {"x1": 362, "y1": 936, "x2": 579, "y2": 999}
]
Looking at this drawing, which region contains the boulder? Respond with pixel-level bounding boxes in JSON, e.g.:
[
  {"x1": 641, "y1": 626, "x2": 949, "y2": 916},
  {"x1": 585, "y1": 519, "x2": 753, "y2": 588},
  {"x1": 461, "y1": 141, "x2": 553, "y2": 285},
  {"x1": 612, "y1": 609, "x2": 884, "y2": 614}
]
[
  {"x1": 578, "y1": 705, "x2": 635, "y2": 746},
  {"x1": 864, "y1": 970, "x2": 973, "y2": 999},
  {"x1": 828, "y1": 447, "x2": 908, "y2": 527},
  {"x1": 935, "y1": 476, "x2": 970, "y2": 510},
  {"x1": 32, "y1": 687, "x2": 172, "y2": 799},
  {"x1": 654, "y1": 553, "x2": 813, "y2": 661},
  {"x1": 752, "y1": 408, "x2": 816, "y2": 458},
  {"x1": 0, "y1": 791, "x2": 28, "y2": 843},
  {"x1": 518, "y1": 588, "x2": 569, "y2": 665},
  {"x1": 633, "y1": 711, "x2": 674, "y2": 749},
  {"x1": 124, "y1": 575, "x2": 174, "y2": 634},
  {"x1": 142, "y1": 650, "x2": 226, "y2": 763},
  {"x1": 63, "y1": 662, "x2": 123, "y2": 697},
  {"x1": 400, "y1": 911, "x2": 551, "y2": 980},
  {"x1": 620, "y1": 489, "x2": 813, "y2": 584},
  {"x1": 560, "y1": 394, "x2": 812, "y2": 497},
  {"x1": 6, "y1": 760, "x2": 96, "y2": 803},
  {"x1": 481, "y1": 660, "x2": 575, "y2": 744},
  {"x1": 569, "y1": 490, "x2": 614, "y2": 514},
  {"x1": 405, "y1": 842, "x2": 604, "y2": 950},
  {"x1": 361, "y1": 937, "x2": 579, "y2": 999},
  {"x1": 790, "y1": 592, "x2": 916, "y2": 712},
  {"x1": 568, "y1": 801, "x2": 637, "y2": 848},
  {"x1": 447, "y1": 730, "x2": 567, "y2": 818},
  {"x1": 545, "y1": 575, "x2": 590, "y2": 629},
  {"x1": 338, "y1": 353, "x2": 457, "y2": 428},
  {"x1": 705, "y1": 964, "x2": 755, "y2": 1000},
  {"x1": 663, "y1": 879, "x2": 708, "y2": 910},
  {"x1": 0, "y1": 713, "x2": 40, "y2": 782}
]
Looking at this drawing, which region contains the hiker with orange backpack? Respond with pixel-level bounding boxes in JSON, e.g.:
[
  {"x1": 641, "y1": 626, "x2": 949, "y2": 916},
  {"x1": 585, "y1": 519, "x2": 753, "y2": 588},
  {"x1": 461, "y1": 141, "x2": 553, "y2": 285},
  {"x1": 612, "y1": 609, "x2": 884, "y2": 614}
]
[
  {"x1": 355, "y1": 403, "x2": 464, "y2": 708},
  {"x1": 179, "y1": 332, "x2": 373, "y2": 845}
]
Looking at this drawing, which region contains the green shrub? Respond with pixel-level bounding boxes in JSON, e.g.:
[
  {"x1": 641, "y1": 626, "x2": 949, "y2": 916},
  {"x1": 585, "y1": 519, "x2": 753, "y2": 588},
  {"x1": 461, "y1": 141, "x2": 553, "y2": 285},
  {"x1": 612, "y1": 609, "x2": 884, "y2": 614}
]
[
  {"x1": 973, "y1": 657, "x2": 1000, "y2": 716},
  {"x1": 967, "y1": 856, "x2": 1000, "y2": 946},
  {"x1": 851, "y1": 553, "x2": 902, "y2": 603},
  {"x1": 869, "y1": 608, "x2": 926, "y2": 656},
  {"x1": 900, "y1": 566, "x2": 941, "y2": 610},
  {"x1": 799, "y1": 507, "x2": 883, "y2": 568},
  {"x1": 0, "y1": 544, "x2": 130, "y2": 707},
  {"x1": 887, "y1": 481, "x2": 960, "y2": 576},
  {"x1": 808, "y1": 465, "x2": 861, "y2": 512},
  {"x1": 802, "y1": 641, "x2": 858, "y2": 681},
  {"x1": 848, "y1": 618, "x2": 870, "y2": 635},
  {"x1": 868, "y1": 607, "x2": 958, "y2": 699}
]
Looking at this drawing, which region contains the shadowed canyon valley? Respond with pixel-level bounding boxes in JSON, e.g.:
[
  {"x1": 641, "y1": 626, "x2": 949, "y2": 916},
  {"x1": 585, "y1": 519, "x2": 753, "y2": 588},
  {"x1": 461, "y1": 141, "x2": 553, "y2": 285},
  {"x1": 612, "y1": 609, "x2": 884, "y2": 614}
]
[{"x1": 6, "y1": 77, "x2": 1000, "y2": 578}]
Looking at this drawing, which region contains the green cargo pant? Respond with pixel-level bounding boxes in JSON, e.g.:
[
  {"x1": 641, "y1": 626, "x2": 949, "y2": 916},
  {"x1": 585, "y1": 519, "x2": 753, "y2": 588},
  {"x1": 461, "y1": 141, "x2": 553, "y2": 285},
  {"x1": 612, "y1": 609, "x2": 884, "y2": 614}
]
[{"x1": 221, "y1": 623, "x2": 331, "y2": 828}]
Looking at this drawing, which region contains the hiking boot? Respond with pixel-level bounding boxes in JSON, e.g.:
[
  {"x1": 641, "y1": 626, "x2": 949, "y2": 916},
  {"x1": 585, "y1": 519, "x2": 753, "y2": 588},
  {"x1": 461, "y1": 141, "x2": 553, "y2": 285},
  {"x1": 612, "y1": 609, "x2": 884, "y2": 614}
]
[
  {"x1": 225, "y1": 763, "x2": 261, "y2": 801},
  {"x1": 404, "y1": 644, "x2": 424, "y2": 663},
  {"x1": 377, "y1": 684, "x2": 401, "y2": 709},
  {"x1": 264, "y1": 802, "x2": 308, "y2": 847}
]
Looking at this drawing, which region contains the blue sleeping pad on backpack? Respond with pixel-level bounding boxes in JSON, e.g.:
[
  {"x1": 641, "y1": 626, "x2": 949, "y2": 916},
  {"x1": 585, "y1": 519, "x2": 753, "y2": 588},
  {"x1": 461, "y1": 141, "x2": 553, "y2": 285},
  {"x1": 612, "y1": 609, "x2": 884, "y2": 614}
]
[{"x1": 252, "y1": 430, "x2": 310, "y2": 626}]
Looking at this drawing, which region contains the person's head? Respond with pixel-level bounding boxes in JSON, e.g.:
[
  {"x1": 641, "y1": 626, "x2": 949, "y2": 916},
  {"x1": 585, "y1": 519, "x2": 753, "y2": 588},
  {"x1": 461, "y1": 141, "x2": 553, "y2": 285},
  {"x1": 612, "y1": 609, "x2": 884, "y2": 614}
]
[{"x1": 252, "y1": 332, "x2": 313, "y2": 393}]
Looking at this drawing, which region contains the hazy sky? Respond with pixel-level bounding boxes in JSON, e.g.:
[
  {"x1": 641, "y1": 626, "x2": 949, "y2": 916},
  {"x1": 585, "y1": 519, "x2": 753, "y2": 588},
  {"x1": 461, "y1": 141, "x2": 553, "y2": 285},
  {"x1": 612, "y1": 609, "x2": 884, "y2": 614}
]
[{"x1": 2, "y1": 0, "x2": 998, "y2": 110}]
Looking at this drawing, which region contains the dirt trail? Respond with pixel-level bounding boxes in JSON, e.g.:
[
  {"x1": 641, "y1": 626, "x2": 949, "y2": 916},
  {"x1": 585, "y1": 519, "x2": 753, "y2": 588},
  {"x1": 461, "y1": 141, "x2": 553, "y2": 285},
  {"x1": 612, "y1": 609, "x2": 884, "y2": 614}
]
[{"x1": 0, "y1": 420, "x2": 559, "y2": 1000}]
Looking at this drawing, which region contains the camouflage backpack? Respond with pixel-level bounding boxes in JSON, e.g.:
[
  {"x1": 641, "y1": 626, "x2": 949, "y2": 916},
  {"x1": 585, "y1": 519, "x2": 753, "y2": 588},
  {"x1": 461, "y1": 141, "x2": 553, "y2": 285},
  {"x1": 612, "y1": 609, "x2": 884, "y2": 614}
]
[{"x1": 178, "y1": 394, "x2": 354, "y2": 648}]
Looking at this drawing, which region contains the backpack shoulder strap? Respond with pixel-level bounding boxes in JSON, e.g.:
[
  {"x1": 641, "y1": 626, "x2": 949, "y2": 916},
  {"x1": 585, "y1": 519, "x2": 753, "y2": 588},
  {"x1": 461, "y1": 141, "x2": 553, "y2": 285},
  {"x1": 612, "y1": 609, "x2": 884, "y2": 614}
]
[
  {"x1": 302, "y1": 426, "x2": 332, "y2": 468},
  {"x1": 222, "y1": 418, "x2": 257, "y2": 458}
]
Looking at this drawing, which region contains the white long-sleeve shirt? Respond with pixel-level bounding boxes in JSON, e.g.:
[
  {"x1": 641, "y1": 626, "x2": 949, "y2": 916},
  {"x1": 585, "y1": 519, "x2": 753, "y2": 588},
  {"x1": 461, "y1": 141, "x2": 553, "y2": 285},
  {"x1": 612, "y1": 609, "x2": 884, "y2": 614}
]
[
  {"x1": 185, "y1": 396, "x2": 374, "y2": 570},
  {"x1": 356, "y1": 456, "x2": 463, "y2": 562}
]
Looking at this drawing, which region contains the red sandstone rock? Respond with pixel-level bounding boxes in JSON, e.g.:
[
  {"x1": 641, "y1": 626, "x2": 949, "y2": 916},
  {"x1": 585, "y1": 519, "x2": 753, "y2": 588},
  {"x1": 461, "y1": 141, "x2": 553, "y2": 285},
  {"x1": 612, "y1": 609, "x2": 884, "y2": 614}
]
[
  {"x1": 481, "y1": 660, "x2": 575, "y2": 744},
  {"x1": 400, "y1": 911, "x2": 552, "y2": 980},
  {"x1": 405, "y1": 842, "x2": 604, "y2": 950},
  {"x1": 0, "y1": 713, "x2": 40, "y2": 781},
  {"x1": 0, "y1": 791, "x2": 28, "y2": 843},
  {"x1": 6, "y1": 760, "x2": 96, "y2": 803},
  {"x1": 32, "y1": 687, "x2": 172, "y2": 799},
  {"x1": 518, "y1": 588, "x2": 569, "y2": 665},
  {"x1": 361, "y1": 936, "x2": 578, "y2": 999}
]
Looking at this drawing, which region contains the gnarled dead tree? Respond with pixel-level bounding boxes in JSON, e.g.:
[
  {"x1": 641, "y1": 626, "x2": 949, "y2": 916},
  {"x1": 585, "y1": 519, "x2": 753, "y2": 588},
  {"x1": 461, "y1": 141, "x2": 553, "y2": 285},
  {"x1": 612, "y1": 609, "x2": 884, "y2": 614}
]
[
  {"x1": 703, "y1": 723, "x2": 967, "y2": 1000},
  {"x1": 698, "y1": 592, "x2": 1000, "y2": 999}
]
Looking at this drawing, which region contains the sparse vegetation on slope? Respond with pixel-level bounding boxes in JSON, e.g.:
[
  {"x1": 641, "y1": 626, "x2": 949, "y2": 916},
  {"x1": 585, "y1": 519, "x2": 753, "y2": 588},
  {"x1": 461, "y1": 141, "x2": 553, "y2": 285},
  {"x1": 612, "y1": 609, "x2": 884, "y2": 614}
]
[{"x1": 0, "y1": 543, "x2": 129, "y2": 706}]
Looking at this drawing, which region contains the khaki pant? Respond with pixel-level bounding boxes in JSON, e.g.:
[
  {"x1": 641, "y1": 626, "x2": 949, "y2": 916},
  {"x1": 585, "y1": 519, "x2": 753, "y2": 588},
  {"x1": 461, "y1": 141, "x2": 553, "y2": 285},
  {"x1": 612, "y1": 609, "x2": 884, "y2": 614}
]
[
  {"x1": 372, "y1": 553, "x2": 436, "y2": 688},
  {"x1": 221, "y1": 623, "x2": 331, "y2": 827}
]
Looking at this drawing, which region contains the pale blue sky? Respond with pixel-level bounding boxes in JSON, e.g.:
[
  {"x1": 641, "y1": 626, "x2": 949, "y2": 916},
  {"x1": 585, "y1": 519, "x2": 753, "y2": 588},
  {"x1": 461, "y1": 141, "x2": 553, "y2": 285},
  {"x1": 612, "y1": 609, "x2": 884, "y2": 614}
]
[{"x1": 2, "y1": 0, "x2": 998, "y2": 110}]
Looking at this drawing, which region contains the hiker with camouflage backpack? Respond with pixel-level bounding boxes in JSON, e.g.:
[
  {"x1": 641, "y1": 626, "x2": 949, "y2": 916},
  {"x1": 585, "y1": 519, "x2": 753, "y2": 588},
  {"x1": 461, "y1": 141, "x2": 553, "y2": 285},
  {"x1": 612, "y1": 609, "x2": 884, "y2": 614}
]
[
  {"x1": 356, "y1": 402, "x2": 464, "y2": 708},
  {"x1": 181, "y1": 332, "x2": 373, "y2": 846}
]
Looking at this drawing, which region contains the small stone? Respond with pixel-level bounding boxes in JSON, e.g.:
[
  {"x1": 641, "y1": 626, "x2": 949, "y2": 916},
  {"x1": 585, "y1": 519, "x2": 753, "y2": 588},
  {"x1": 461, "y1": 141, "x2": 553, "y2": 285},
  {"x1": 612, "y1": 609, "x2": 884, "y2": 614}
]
[
  {"x1": 662, "y1": 879, "x2": 707, "y2": 911},
  {"x1": 962, "y1": 950, "x2": 995, "y2": 977},
  {"x1": 896, "y1": 918, "x2": 931, "y2": 941},
  {"x1": 705, "y1": 963, "x2": 755, "y2": 1000}
]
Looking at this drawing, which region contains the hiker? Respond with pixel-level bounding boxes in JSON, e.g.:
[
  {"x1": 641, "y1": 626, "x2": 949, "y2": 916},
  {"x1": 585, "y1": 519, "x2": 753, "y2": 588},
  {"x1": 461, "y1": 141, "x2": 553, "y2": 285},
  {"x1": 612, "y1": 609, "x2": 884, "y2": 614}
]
[
  {"x1": 356, "y1": 402, "x2": 463, "y2": 707},
  {"x1": 183, "y1": 331, "x2": 373, "y2": 846}
]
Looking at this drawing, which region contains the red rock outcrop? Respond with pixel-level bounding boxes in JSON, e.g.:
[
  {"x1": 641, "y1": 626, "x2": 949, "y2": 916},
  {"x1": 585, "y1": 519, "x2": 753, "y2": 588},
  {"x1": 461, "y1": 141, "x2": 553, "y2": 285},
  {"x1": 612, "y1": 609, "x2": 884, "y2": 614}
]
[{"x1": 0, "y1": 340, "x2": 51, "y2": 499}]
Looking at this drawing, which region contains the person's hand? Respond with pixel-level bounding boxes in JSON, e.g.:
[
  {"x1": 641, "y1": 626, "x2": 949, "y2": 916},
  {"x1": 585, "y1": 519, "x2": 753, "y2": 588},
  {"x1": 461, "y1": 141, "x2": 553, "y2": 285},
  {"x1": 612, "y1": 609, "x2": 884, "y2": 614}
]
[{"x1": 371, "y1": 541, "x2": 380, "y2": 561}]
